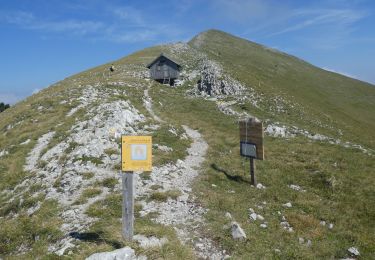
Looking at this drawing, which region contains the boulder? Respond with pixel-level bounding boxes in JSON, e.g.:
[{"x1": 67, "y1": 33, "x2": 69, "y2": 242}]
[
  {"x1": 231, "y1": 222, "x2": 247, "y2": 241},
  {"x1": 86, "y1": 247, "x2": 136, "y2": 260},
  {"x1": 348, "y1": 247, "x2": 360, "y2": 256}
]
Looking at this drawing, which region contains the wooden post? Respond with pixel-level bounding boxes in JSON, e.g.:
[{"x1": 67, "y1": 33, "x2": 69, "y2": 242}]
[
  {"x1": 250, "y1": 158, "x2": 257, "y2": 186},
  {"x1": 122, "y1": 171, "x2": 134, "y2": 240}
]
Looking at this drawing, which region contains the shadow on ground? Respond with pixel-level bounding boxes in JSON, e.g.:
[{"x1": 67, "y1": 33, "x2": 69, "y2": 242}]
[
  {"x1": 211, "y1": 163, "x2": 250, "y2": 183},
  {"x1": 69, "y1": 231, "x2": 123, "y2": 249}
]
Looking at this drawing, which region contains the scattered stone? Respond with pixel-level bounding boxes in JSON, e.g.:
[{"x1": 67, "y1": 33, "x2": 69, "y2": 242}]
[
  {"x1": 289, "y1": 184, "x2": 305, "y2": 192},
  {"x1": 307, "y1": 240, "x2": 312, "y2": 247},
  {"x1": 20, "y1": 139, "x2": 31, "y2": 145},
  {"x1": 280, "y1": 217, "x2": 293, "y2": 232},
  {"x1": 348, "y1": 247, "x2": 360, "y2": 256},
  {"x1": 298, "y1": 237, "x2": 305, "y2": 244},
  {"x1": 231, "y1": 222, "x2": 247, "y2": 241},
  {"x1": 0, "y1": 150, "x2": 9, "y2": 157},
  {"x1": 110, "y1": 154, "x2": 118, "y2": 160},
  {"x1": 54, "y1": 241, "x2": 75, "y2": 256},
  {"x1": 248, "y1": 208, "x2": 255, "y2": 213},
  {"x1": 257, "y1": 215, "x2": 265, "y2": 221},
  {"x1": 283, "y1": 202, "x2": 292, "y2": 208},
  {"x1": 274, "y1": 249, "x2": 281, "y2": 253},
  {"x1": 154, "y1": 144, "x2": 173, "y2": 152},
  {"x1": 249, "y1": 213, "x2": 257, "y2": 221},
  {"x1": 320, "y1": 221, "x2": 326, "y2": 226},
  {"x1": 211, "y1": 184, "x2": 217, "y2": 188},
  {"x1": 176, "y1": 159, "x2": 186, "y2": 169},
  {"x1": 27, "y1": 201, "x2": 41, "y2": 216},
  {"x1": 133, "y1": 234, "x2": 168, "y2": 249},
  {"x1": 260, "y1": 223, "x2": 267, "y2": 228},
  {"x1": 85, "y1": 246, "x2": 136, "y2": 260},
  {"x1": 256, "y1": 183, "x2": 266, "y2": 189},
  {"x1": 168, "y1": 128, "x2": 178, "y2": 136},
  {"x1": 225, "y1": 212, "x2": 232, "y2": 220},
  {"x1": 328, "y1": 223, "x2": 334, "y2": 229}
]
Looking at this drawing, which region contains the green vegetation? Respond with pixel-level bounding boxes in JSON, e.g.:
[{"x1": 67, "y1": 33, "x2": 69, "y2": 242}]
[
  {"x1": 82, "y1": 172, "x2": 95, "y2": 180},
  {"x1": 73, "y1": 155, "x2": 104, "y2": 165},
  {"x1": 78, "y1": 193, "x2": 193, "y2": 259},
  {"x1": 74, "y1": 188, "x2": 103, "y2": 205},
  {"x1": 149, "y1": 189, "x2": 182, "y2": 202},
  {"x1": 148, "y1": 74, "x2": 374, "y2": 258},
  {"x1": 97, "y1": 177, "x2": 118, "y2": 189},
  {"x1": 152, "y1": 124, "x2": 190, "y2": 165},
  {"x1": 189, "y1": 30, "x2": 375, "y2": 149},
  {"x1": 0, "y1": 200, "x2": 62, "y2": 257}
]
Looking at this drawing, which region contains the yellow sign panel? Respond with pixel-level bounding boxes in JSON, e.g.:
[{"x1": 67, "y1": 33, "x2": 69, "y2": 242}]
[{"x1": 121, "y1": 136, "x2": 152, "y2": 172}]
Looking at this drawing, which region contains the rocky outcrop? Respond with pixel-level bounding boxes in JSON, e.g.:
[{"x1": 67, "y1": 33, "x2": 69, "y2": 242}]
[{"x1": 197, "y1": 60, "x2": 244, "y2": 96}]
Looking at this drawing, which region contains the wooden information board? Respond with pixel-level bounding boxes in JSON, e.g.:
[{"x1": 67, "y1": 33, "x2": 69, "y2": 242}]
[{"x1": 239, "y1": 118, "x2": 264, "y2": 160}]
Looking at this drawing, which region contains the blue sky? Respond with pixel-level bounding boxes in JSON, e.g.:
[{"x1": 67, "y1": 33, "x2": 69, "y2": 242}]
[{"x1": 1, "y1": 0, "x2": 374, "y2": 104}]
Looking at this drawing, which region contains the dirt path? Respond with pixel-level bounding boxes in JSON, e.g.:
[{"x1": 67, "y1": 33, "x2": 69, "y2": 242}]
[
  {"x1": 141, "y1": 88, "x2": 227, "y2": 259},
  {"x1": 143, "y1": 86, "x2": 164, "y2": 123}
]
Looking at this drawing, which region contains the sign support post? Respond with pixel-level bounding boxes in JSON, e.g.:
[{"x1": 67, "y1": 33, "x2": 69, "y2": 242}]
[
  {"x1": 121, "y1": 135, "x2": 152, "y2": 241},
  {"x1": 250, "y1": 158, "x2": 257, "y2": 186},
  {"x1": 122, "y1": 171, "x2": 134, "y2": 240},
  {"x1": 239, "y1": 118, "x2": 264, "y2": 186}
]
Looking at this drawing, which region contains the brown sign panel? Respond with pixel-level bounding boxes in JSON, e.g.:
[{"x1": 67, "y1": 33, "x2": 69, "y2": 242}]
[{"x1": 239, "y1": 119, "x2": 264, "y2": 160}]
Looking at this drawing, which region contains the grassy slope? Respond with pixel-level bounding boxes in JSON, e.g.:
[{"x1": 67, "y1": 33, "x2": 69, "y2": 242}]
[
  {"x1": 112, "y1": 31, "x2": 374, "y2": 258},
  {"x1": 189, "y1": 29, "x2": 375, "y2": 149}
]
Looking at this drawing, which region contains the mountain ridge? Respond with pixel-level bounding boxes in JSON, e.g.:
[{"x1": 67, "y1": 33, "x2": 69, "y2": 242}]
[{"x1": 0, "y1": 29, "x2": 374, "y2": 259}]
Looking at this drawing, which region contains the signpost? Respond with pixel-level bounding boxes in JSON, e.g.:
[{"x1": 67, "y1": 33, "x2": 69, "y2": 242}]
[
  {"x1": 239, "y1": 118, "x2": 264, "y2": 186},
  {"x1": 121, "y1": 136, "x2": 152, "y2": 240}
]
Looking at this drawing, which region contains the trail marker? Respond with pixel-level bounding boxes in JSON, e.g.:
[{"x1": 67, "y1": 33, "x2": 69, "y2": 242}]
[
  {"x1": 121, "y1": 136, "x2": 152, "y2": 240},
  {"x1": 239, "y1": 118, "x2": 264, "y2": 186},
  {"x1": 122, "y1": 136, "x2": 152, "y2": 172}
]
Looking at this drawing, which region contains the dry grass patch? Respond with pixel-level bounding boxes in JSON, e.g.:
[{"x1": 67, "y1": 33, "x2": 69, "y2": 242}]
[
  {"x1": 150, "y1": 189, "x2": 182, "y2": 202},
  {"x1": 287, "y1": 212, "x2": 324, "y2": 239}
]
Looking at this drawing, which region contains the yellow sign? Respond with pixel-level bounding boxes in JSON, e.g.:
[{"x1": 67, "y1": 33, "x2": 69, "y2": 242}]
[{"x1": 121, "y1": 136, "x2": 152, "y2": 172}]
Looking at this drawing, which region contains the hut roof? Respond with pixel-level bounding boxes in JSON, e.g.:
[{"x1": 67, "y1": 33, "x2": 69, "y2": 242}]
[{"x1": 146, "y1": 53, "x2": 181, "y2": 69}]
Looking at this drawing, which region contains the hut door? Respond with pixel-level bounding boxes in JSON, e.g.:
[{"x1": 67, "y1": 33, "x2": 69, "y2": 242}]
[{"x1": 163, "y1": 66, "x2": 169, "y2": 78}]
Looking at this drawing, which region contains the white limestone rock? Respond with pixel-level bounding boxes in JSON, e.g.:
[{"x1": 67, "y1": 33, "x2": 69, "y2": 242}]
[
  {"x1": 231, "y1": 222, "x2": 247, "y2": 241},
  {"x1": 256, "y1": 183, "x2": 266, "y2": 189},
  {"x1": 225, "y1": 212, "x2": 232, "y2": 220},
  {"x1": 289, "y1": 184, "x2": 305, "y2": 192},
  {"x1": 0, "y1": 150, "x2": 9, "y2": 157},
  {"x1": 133, "y1": 235, "x2": 168, "y2": 249},
  {"x1": 85, "y1": 247, "x2": 136, "y2": 260},
  {"x1": 348, "y1": 247, "x2": 360, "y2": 256},
  {"x1": 20, "y1": 139, "x2": 31, "y2": 145},
  {"x1": 249, "y1": 213, "x2": 257, "y2": 221}
]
